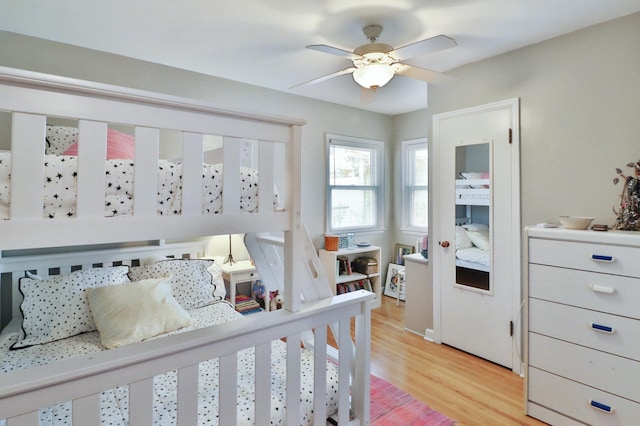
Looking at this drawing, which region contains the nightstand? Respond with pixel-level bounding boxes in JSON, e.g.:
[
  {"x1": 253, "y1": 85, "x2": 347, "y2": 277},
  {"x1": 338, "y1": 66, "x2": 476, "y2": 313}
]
[{"x1": 220, "y1": 260, "x2": 263, "y2": 312}]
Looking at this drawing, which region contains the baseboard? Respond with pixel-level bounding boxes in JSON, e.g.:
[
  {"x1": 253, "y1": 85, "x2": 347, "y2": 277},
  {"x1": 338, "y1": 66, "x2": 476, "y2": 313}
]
[{"x1": 423, "y1": 328, "x2": 434, "y2": 342}]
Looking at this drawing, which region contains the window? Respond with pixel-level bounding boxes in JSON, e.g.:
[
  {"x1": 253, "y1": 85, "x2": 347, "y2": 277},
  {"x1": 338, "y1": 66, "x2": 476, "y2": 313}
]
[
  {"x1": 327, "y1": 134, "x2": 384, "y2": 233},
  {"x1": 402, "y1": 138, "x2": 428, "y2": 232}
]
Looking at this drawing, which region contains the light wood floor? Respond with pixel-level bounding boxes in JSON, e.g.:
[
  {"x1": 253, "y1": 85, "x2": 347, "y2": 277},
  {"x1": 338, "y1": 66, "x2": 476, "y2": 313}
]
[{"x1": 369, "y1": 296, "x2": 547, "y2": 426}]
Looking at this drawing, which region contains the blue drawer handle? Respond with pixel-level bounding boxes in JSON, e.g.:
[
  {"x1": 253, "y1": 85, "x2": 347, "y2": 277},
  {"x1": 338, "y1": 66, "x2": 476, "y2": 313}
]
[
  {"x1": 591, "y1": 254, "x2": 614, "y2": 262},
  {"x1": 589, "y1": 399, "x2": 614, "y2": 414},
  {"x1": 590, "y1": 322, "x2": 614, "y2": 333}
]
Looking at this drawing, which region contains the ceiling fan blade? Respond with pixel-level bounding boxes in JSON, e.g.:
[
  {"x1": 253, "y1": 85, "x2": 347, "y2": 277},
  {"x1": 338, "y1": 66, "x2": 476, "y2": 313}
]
[
  {"x1": 396, "y1": 63, "x2": 445, "y2": 83},
  {"x1": 390, "y1": 35, "x2": 457, "y2": 61},
  {"x1": 290, "y1": 67, "x2": 356, "y2": 89},
  {"x1": 306, "y1": 44, "x2": 361, "y2": 60}
]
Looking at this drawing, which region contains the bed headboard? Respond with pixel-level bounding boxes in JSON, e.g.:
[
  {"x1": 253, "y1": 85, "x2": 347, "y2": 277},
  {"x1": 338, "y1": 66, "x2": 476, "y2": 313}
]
[
  {"x1": 0, "y1": 66, "x2": 304, "y2": 252},
  {"x1": 0, "y1": 239, "x2": 211, "y2": 332}
]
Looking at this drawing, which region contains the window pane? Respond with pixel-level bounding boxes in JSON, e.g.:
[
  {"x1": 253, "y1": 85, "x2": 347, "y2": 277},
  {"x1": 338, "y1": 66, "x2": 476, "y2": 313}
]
[
  {"x1": 413, "y1": 149, "x2": 428, "y2": 186},
  {"x1": 331, "y1": 188, "x2": 376, "y2": 229},
  {"x1": 411, "y1": 189, "x2": 428, "y2": 228},
  {"x1": 330, "y1": 145, "x2": 372, "y2": 186}
]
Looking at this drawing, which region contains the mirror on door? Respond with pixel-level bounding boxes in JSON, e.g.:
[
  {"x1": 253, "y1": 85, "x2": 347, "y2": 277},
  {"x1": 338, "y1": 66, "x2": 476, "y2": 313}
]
[{"x1": 454, "y1": 143, "x2": 491, "y2": 291}]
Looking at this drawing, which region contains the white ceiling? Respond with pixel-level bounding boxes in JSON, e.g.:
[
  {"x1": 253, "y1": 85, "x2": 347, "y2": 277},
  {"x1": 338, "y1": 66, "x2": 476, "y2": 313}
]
[{"x1": 1, "y1": 1, "x2": 639, "y2": 115}]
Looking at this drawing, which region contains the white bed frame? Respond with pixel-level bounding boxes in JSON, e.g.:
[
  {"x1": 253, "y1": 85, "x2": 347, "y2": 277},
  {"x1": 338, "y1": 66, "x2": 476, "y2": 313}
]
[{"x1": 0, "y1": 67, "x2": 373, "y2": 425}]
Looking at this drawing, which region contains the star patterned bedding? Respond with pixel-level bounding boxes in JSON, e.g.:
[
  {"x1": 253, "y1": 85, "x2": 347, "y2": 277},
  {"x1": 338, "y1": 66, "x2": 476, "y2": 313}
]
[
  {"x1": 0, "y1": 153, "x2": 274, "y2": 219},
  {"x1": 0, "y1": 302, "x2": 339, "y2": 425}
]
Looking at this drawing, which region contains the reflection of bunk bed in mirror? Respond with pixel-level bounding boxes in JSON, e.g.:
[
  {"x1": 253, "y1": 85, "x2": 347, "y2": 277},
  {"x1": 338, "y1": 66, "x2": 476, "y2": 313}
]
[{"x1": 455, "y1": 173, "x2": 490, "y2": 291}]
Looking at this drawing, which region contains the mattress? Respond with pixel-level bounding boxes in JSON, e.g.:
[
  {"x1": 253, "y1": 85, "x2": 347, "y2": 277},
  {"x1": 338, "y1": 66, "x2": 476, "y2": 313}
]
[
  {"x1": 0, "y1": 153, "x2": 276, "y2": 220},
  {"x1": 456, "y1": 246, "x2": 490, "y2": 267},
  {"x1": 0, "y1": 301, "x2": 339, "y2": 425}
]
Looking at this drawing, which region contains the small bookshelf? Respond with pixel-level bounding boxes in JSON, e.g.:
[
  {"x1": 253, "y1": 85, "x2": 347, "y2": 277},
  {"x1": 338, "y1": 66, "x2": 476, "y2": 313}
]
[{"x1": 318, "y1": 246, "x2": 381, "y2": 309}]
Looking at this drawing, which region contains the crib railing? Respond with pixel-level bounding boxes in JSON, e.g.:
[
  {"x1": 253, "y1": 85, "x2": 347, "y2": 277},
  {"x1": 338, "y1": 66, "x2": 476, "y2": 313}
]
[
  {"x1": 0, "y1": 290, "x2": 373, "y2": 426},
  {"x1": 0, "y1": 66, "x2": 304, "y2": 251}
]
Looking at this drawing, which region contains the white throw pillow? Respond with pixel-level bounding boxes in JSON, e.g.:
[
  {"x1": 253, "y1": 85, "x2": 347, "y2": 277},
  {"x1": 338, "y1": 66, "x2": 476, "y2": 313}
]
[
  {"x1": 87, "y1": 277, "x2": 193, "y2": 349},
  {"x1": 467, "y1": 229, "x2": 491, "y2": 250},
  {"x1": 455, "y1": 226, "x2": 473, "y2": 249}
]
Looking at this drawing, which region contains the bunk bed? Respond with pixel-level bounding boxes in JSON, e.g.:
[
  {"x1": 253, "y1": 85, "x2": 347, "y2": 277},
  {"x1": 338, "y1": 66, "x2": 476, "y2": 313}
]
[
  {"x1": 455, "y1": 173, "x2": 490, "y2": 290},
  {"x1": 0, "y1": 67, "x2": 373, "y2": 425}
]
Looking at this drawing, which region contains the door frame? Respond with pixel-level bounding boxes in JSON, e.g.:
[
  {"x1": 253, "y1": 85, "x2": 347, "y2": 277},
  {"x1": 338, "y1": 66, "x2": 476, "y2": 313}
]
[{"x1": 431, "y1": 98, "x2": 522, "y2": 374}]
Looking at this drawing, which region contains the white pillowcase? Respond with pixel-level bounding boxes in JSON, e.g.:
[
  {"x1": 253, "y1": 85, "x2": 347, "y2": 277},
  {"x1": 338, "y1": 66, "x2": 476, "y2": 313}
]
[
  {"x1": 455, "y1": 226, "x2": 473, "y2": 249},
  {"x1": 13, "y1": 266, "x2": 130, "y2": 349},
  {"x1": 466, "y1": 229, "x2": 490, "y2": 250},
  {"x1": 128, "y1": 259, "x2": 218, "y2": 310},
  {"x1": 87, "y1": 277, "x2": 193, "y2": 349},
  {"x1": 46, "y1": 125, "x2": 79, "y2": 155}
]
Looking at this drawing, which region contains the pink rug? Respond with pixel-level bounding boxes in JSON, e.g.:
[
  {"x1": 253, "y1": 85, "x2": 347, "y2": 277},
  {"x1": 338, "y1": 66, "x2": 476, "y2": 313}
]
[{"x1": 370, "y1": 374, "x2": 456, "y2": 425}]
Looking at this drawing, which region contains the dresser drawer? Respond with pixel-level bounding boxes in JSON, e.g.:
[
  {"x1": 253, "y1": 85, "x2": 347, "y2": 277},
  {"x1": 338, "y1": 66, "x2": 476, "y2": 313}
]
[
  {"x1": 529, "y1": 264, "x2": 640, "y2": 319},
  {"x1": 529, "y1": 298, "x2": 640, "y2": 361},
  {"x1": 529, "y1": 238, "x2": 640, "y2": 277},
  {"x1": 529, "y1": 333, "x2": 640, "y2": 401},
  {"x1": 529, "y1": 367, "x2": 640, "y2": 425}
]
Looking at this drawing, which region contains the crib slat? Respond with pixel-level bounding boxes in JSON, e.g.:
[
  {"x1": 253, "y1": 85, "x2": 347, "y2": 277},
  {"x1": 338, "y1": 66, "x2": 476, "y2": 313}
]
[
  {"x1": 219, "y1": 352, "x2": 238, "y2": 425},
  {"x1": 352, "y1": 304, "x2": 371, "y2": 424},
  {"x1": 257, "y1": 141, "x2": 275, "y2": 213},
  {"x1": 133, "y1": 127, "x2": 159, "y2": 216},
  {"x1": 337, "y1": 317, "x2": 353, "y2": 425},
  {"x1": 73, "y1": 393, "x2": 100, "y2": 425},
  {"x1": 285, "y1": 332, "x2": 302, "y2": 425},
  {"x1": 10, "y1": 113, "x2": 46, "y2": 220},
  {"x1": 177, "y1": 364, "x2": 199, "y2": 426},
  {"x1": 181, "y1": 132, "x2": 204, "y2": 216},
  {"x1": 222, "y1": 137, "x2": 242, "y2": 215},
  {"x1": 76, "y1": 120, "x2": 107, "y2": 218},
  {"x1": 312, "y1": 326, "x2": 328, "y2": 425},
  {"x1": 129, "y1": 377, "x2": 154, "y2": 425},
  {"x1": 254, "y1": 342, "x2": 272, "y2": 426},
  {"x1": 6, "y1": 411, "x2": 38, "y2": 426}
]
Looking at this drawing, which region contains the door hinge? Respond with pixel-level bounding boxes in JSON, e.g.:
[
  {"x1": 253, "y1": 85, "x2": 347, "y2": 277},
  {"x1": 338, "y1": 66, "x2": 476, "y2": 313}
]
[
  {"x1": 510, "y1": 320, "x2": 514, "y2": 337},
  {"x1": 508, "y1": 128, "x2": 512, "y2": 144}
]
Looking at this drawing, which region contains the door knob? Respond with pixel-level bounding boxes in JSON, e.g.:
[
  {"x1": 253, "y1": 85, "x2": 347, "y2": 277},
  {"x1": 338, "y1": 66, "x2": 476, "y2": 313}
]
[{"x1": 439, "y1": 241, "x2": 450, "y2": 248}]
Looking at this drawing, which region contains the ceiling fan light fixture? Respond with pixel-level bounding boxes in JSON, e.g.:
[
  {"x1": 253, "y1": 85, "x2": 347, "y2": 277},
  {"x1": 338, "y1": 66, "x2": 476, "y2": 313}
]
[{"x1": 352, "y1": 63, "x2": 395, "y2": 90}]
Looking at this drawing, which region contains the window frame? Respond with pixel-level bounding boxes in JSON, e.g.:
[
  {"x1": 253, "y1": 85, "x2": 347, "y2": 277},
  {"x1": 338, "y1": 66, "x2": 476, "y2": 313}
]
[
  {"x1": 401, "y1": 138, "x2": 428, "y2": 233},
  {"x1": 326, "y1": 134, "x2": 384, "y2": 234}
]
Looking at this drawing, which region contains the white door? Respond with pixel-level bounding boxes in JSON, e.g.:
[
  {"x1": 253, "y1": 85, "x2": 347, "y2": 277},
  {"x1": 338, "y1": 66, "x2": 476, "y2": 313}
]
[{"x1": 432, "y1": 99, "x2": 520, "y2": 371}]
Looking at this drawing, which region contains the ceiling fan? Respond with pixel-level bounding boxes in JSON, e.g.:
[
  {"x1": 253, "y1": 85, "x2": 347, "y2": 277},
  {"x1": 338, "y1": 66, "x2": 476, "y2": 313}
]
[{"x1": 293, "y1": 24, "x2": 457, "y2": 92}]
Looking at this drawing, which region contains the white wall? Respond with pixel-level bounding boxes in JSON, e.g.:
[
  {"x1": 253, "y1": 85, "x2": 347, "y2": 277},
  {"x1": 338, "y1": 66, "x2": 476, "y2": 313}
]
[{"x1": 0, "y1": 30, "x2": 396, "y2": 264}]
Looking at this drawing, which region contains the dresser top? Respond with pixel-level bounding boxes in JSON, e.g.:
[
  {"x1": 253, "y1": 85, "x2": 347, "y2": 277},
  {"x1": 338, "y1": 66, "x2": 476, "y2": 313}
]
[{"x1": 527, "y1": 226, "x2": 640, "y2": 247}]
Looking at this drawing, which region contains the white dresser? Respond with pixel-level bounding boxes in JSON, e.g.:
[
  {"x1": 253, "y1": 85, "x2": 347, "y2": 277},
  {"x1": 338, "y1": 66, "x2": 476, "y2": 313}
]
[{"x1": 526, "y1": 227, "x2": 640, "y2": 425}]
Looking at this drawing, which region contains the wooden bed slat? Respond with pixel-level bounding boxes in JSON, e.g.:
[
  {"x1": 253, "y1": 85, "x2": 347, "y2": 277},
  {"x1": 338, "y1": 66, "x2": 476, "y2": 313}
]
[
  {"x1": 181, "y1": 132, "x2": 204, "y2": 216},
  {"x1": 285, "y1": 331, "x2": 302, "y2": 425},
  {"x1": 9, "y1": 113, "x2": 46, "y2": 220},
  {"x1": 76, "y1": 120, "x2": 108, "y2": 218},
  {"x1": 133, "y1": 127, "x2": 160, "y2": 216},
  {"x1": 218, "y1": 352, "x2": 238, "y2": 425},
  {"x1": 130, "y1": 377, "x2": 154, "y2": 425},
  {"x1": 176, "y1": 364, "x2": 199, "y2": 426},
  {"x1": 254, "y1": 342, "x2": 272, "y2": 426},
  {"x1": 312, "y1": 326, "x2": 328, "y2": 425},
  {"x1": 72, "y1": 393, "x2": 100, "y2": 425}
]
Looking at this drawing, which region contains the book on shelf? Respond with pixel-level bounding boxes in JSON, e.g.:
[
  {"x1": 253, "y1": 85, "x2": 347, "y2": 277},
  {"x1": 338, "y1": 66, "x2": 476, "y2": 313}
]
[
  {"x1": 336, "y1": 278, "x2": 372, "y2": 295},
  {"x1": 337, "y1": 255, "x2": 352, "y2": 275}
]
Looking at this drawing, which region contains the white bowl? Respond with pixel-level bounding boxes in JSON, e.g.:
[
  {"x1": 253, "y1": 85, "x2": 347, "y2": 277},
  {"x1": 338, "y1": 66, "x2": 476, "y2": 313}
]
[{"x1": 557, "y1": 216, "x2": 595, "y2": 230}]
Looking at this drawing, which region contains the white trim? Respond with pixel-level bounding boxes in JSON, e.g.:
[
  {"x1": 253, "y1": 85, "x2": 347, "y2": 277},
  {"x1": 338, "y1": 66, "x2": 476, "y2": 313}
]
[
  {"x1": 401, "y1": 138, "x2": 428, "y2": 233},
  {"x1": 325, "y1": 133, "x2": 385, "y2": 234}
]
